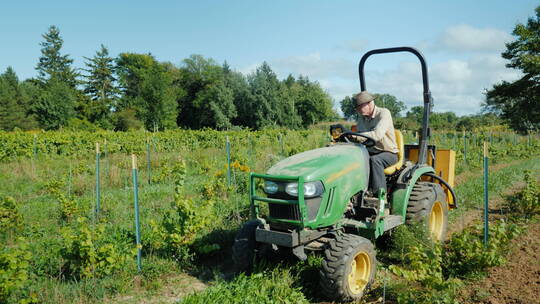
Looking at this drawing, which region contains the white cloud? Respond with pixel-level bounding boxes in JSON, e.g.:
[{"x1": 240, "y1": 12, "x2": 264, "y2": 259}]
[
  {"x1": 438, "y1": 24, "x2": 512, "y2": 52},
  {"x1": 340, "y1": 39, "x2": 370, "y2": 53},
  {"x1": 270, "y1": 52, "x2": 354, "y2": 80},
  {"x1": 238, "y1": 38, "x2": 522, "y2": 116},
  {"x1": 367, "y1": 55, "x2": 521, "y2": 115}
]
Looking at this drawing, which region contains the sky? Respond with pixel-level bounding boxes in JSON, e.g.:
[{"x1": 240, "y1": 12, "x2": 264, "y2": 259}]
[{"x1": 1, "y1": 0, "x2": 538, "y2": 116}]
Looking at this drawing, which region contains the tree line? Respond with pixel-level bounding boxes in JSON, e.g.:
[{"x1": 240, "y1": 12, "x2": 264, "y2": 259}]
[
  {"x1": 0, "y1": 26, "x2": 338, "y2": 131},
  {"x1": 2, "y1": 5, "x2": 539, "y2": 134},
  {"x1": 340, "y1": 93, "x2": 501, "y2": 131}
]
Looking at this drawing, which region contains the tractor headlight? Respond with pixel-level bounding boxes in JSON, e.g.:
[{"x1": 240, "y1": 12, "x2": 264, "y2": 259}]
[
  {"x1": 263, "y1": 180, "x2": 279, "y2": 194},
  {"x1": 285, "y1": 181, "x2": 324, "y2": 198}
]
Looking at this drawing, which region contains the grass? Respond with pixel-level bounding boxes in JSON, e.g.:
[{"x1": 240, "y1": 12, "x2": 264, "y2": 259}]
[{"x1": 0, "y1": 129, "x2": 539, "y2": 303}]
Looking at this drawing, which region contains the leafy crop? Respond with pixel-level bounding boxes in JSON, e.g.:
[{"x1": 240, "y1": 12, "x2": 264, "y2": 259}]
[
  {"x1": 0, "y1": 239, "x2": 36, "y2": 303},
  {"x1": 504, "y1": 170, "x2": 540, "y2": 216},
  {"x1": 0, "y1": 196, "x2": 22, "y2": 233},
  {"x1": 60, "y1": 217, "x2": 135, "y2": 279}
]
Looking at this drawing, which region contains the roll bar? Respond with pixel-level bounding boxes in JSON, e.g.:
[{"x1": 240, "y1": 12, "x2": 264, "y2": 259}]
[{"x1": 358, "y1": 46, "x2": 432, "y2": 165}]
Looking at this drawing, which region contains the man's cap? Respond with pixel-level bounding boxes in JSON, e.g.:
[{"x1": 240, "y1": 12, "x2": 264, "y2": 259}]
[{"x1": 355, "y1": 91, "x2": 375, "y2": 105}]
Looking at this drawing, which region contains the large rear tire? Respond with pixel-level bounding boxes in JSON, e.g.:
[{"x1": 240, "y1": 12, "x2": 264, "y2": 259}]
[
  {"x1": 320, "y1": 233, "x2": 376, "y2": 302},
  {"x1": 406, "y1": 181, "x2": 448, "y2": 242}
]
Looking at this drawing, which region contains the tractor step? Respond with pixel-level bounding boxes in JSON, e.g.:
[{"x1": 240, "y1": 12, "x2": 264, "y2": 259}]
[
  {"x1": 383, "y1": 215, "x2": 403, "y2": 231},
  {"x1": 340, "y1": 214, "x2": 403, "y2": 232}
]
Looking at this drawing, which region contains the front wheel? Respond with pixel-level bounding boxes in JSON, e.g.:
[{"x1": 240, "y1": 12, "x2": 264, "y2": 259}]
[
  {"x1": 320, "y1": 233, "x2": 377, "y2": 302},
  {"x1": 231, "y1": 220, "x2": 262, "y2": 273}
]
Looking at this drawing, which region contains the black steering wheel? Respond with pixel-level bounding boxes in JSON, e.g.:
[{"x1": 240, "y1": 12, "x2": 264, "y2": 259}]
[{"x1": 337, "y1": 131, "x2": 376, "y2": 147}]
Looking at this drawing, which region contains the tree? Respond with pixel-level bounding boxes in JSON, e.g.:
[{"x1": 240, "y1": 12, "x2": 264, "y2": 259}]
[
  {"x1": 116, "y1": 53, "x2": 178, "y2": 130},
  {"x1": 287, "y1": 76, "x2": 335, "y2": 127},
  {"x1": 241, "y1": 62, "x2": 307, "y2": 129},
  {"x1": 374, "y1": 94, "x2": 406, "y2": 118},
  {"x1": 484, "y1": 6, "x2": 540, "y2": 133},
  {"x1": 82, "y1": 45, "x2": 119, "y2": 128},
  {"x1": 177, "y1": 55, "x2": 237, "y2": 129},
  {"x1": 340, "y1": 92, "x2": 405, "y2": 121},
  {"x1": 35, "y1": 25, "x2": 78, "y2": 88},
  {"x1": 0, "y1": 67, "x2": 27, "y2": 130},
  {"x1": 33, "y1": 26, "x2": 78, "y2": 129},
  {"x1": 340, "y1": 95, "x2": 358, "y2": 121},
  {"x1": 33, "y1": 77, "x2": 76, "y2": 130}
]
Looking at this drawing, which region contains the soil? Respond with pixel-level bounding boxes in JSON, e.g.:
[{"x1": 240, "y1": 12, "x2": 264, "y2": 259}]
[{"x1": 461, "y1": 221, "x2": 540, "y2": 304}]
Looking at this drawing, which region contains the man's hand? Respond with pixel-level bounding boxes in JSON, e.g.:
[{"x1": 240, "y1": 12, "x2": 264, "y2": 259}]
[{"x1": 350, "y1": 135, "x2": 367, "y2": 143}]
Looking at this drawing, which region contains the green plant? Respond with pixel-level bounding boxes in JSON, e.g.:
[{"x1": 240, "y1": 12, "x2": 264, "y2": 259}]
[
  {"x1": 149, "y1": 168, "x2": 219, "y2": 261},
  {"x1": 505, "y1": 170, "x2": 540, "y2": 216},
  {"x1": 43, "y1": 179, "x2": 78, "y2": 221},
  {"x1": 179, "y1": 268, "x2": 309, "y2": 304},
  {"x1": 0, "y1": 238, "x2": 37, "y2": 303},
  {"x1": 60, "y1": 217, "x2": 135, "y2": 279},
  {"x1": 443, "y1": 220, "x2": 522, "y2": 279},
  {"x1": 0, "y1": 196, "x2": 22, "y2": 233}
]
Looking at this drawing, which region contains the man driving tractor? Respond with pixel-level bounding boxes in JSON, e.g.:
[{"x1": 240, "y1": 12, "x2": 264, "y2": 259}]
[{"x1": 353, "y1": 91, "x2": 398, "y2": 197}]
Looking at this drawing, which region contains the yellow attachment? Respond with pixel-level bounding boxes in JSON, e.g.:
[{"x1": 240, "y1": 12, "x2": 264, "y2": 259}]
[
  {"x1": 408, "y1": 147, "x2": 456, "y2": 208},
  {"x1": 383, "y1": 129, "x2": 404, "y2": 175},
  {"x1": 348, "y1": 251, "x2": 371, "y2": 295}
]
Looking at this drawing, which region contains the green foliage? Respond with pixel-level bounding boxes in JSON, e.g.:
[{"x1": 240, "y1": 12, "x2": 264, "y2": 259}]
[
  {"x1": 116, "y1": 53, "x2": 179, "y2": 130},
  {"x1": 81, "y1": 44, "x2": 119, "y2": 128},
  {"x1": 113, "y1": 108, "x2": 144, "y2": 131},
  {"x1": 60, "y1": 217, "x2": 135, "y2": 279},
  {"x1": 0, "y1": 68, "x2": 30, "y2": 131},
  {"x1": 387, "y1": 217, "x2": 525, "y2": 304},
  {"x1": 0, "y1": 196, "x2": 22, "y2": 233},
  {"x1": 285, "y1": 76, "x2": 336, "y2": 127},
  {"x1": 36, "y1": 25, "x2": 78, "y2": 88},
  {"x1": 485, "y1": 6, "x2": 540, "y2": 133},
  {"x1": 0, "y1": 239, "x2": 36, "y2": 303},
  {"x1": 505, "y1": 170, "x2": 540, "y2": 216},
  {"x1": 33, "y1": 77, "x2": 76, "y2": 130},
  {"x1": 340, "y1": 93, "x2": 406, "y2": 121},
  {"x1": 179, "y1": 268, "x2": 309, "y2": 304},
  {"x1": 149, "y1": 159, "x2": 219, "y2": 260},
  {"x1": 443, "y1": 220, "x2": 522, "y2": 278},
  {"x1": 43, "y1": 179, "x2": 78, "y2": 221},
  {"x1": 178, "y1": 55, "x2": 236, "y2": 129}
]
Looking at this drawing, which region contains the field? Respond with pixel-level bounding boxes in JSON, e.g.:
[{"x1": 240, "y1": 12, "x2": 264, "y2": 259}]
[{"x1": 1, "y1": 128, "x2": 540, "y2": 304}]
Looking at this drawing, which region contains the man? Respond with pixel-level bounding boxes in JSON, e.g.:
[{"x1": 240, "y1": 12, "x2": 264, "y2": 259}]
[{"x1": 354, "y1": 91, "x2": 398, "y2": 197}]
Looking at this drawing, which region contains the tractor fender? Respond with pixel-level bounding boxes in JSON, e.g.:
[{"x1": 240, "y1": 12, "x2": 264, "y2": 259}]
[{"x1": 391, "y1": 165, "x2": 435, "y2": 219}]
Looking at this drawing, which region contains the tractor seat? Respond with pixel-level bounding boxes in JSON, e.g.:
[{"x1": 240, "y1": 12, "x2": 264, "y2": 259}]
[{"x1": 384, "y1": 130, "x2": 404, "y2": 175}]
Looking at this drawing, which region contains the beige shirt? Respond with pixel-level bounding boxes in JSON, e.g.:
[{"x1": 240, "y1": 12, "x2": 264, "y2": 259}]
[{"x1": 356, "y1": 105, "x2": 398, "y2": 154}]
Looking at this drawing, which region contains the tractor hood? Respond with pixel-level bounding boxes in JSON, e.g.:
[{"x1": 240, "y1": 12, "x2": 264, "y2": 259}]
[{"x1": 267, "y1": 144, "x2": 369, "y2": 183}]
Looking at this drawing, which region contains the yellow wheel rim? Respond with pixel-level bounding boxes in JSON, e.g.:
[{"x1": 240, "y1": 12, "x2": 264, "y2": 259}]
[
  {"x1": 429, "y1": 201, "x2": 444, "y2": 241},
  {"x1": 347, "y1": 252, "x2": 371, "y2": 295}
]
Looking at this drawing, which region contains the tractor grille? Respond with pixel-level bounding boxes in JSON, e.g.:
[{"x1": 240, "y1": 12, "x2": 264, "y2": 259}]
[
  {"x1": 266, "y1": 193, "x2": 322, "y2": 221},
  {"x1": 268, "y1": 203, "x2": 302, "y2": 221}
]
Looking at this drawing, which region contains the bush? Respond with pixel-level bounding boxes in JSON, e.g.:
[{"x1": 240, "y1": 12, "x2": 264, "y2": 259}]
[
  {"x1": 60, "y1": 217, "x2": 135, "y2": 279},
  {"x1": 443, "y1": 220, "x2": 522, "y2": 279},
  {"x1": 505, "y1": 170, "x2": 540, "y2": 216},
  {"x1": 179, "y1": 268, "x2": 309, "y2": 304},
  {"x1": 148, "y1": 163, "x2": 219, "y2": 261},
  {"x1": 0, "y1": 239, "x2": 36, "y2": 303},
  {"x1": 0, "y1": 196, "x2": 22, "y2": 233}
]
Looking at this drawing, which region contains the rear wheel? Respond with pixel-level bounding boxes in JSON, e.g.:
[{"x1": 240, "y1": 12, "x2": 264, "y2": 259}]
[
  {"x1": 406, "y1": 181, "x2": 448, "y2": 242},
  {"x1": 320, "y1": 233, "x2": 376, "y2": 302}
]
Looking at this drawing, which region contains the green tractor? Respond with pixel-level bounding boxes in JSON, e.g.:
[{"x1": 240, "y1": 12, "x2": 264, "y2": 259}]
[{"x1": 232, "y1": 47, "x2": 457, "y2": 302}]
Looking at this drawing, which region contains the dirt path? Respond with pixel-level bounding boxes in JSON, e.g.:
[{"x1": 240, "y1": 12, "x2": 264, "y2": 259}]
[{"x1": 461, "y1": 221, "x2": 540, "y2": 304}]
